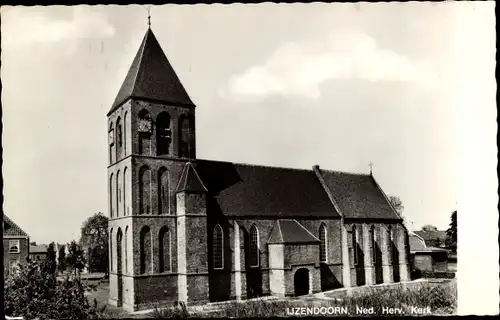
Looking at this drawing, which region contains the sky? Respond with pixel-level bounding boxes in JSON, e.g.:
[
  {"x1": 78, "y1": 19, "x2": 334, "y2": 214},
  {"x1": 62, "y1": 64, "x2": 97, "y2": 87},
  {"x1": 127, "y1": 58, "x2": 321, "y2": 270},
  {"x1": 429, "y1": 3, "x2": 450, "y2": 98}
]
[{"x1": 0, "y1": 3, "x2": 489, "y2": 245}]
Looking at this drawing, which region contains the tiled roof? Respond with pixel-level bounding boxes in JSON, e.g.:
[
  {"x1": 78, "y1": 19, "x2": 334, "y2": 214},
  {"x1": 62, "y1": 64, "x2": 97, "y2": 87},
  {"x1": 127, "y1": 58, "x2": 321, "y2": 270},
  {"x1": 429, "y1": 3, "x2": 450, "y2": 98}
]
[
  {"x1": 414, "y1": 230, "x2": 447, "y2": 241},
  {"x1": 319, "y1": 169, "x2": 401, "y2": 220},
  {"x1": 268, "y1": 219, "x2": 320, "y2": 244},
  {"x1": 3, "y1": 215, "x2": 29, "y2": 237},
  {"x1": 108, "y1": 27, "x2": 194, "y2": 115},
  {"x1": 30, "y1": 244, "x2": 48, "y2": 254},
  {"x1": 409, "y1": 233, "x2": 447, "y2": 253},
  {"x1": 196, "y1": 160, "x2": 340, "y2": 218},
  {"x1": 176, "y1": 162, "x2": 207, "y2": 193}
]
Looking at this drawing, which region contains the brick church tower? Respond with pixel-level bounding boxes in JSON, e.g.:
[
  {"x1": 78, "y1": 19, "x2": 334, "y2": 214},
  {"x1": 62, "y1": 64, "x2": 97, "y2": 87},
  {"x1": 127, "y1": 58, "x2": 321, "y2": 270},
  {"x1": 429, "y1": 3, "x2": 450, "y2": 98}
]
[{"x1": 107, "y1": 26, "x2": 209, "y2": 311}]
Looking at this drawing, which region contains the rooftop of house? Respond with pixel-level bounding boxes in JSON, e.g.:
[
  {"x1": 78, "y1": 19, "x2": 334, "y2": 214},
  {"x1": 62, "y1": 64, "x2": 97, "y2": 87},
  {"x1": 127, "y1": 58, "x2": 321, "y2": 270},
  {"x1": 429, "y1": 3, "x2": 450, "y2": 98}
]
[{"x1": 3, "y1": 215, "x2": 29, "y2": 238}]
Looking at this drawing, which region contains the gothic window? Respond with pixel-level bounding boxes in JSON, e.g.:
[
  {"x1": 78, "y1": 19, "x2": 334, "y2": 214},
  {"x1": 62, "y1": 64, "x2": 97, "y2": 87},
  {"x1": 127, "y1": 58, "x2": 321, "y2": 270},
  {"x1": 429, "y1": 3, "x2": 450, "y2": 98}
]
[
  {"x1": 109, "y1": 122, "x2": 114, "y2": 163},
  {"x1": 387, "y1": 225, "x2": 393, "y2": 264},
  {"x1": 139, "y1": 166, "x2": 151, "y2": 214},
  {"x1": 116, "y1": 117, "x2": 122, "y2": 159},
  {"x1": 178, "y1": 115, "x2": 190, "y2": 158},
  {"x1": 158, "y1": 168, "x2": 170, "y2": 214},
  {"x1": 138, "y1": 109, "x2": 152, "y2": 155},
  {"x1": 249, "y1": 224, "x2": 260, "y2": 267},
  {"x1": 109, "y1": 228, "x2": 113, "y2": 272},
  {"x1": 123, "y1": 167, "x2": 128, "y2": 216},
  {"x1": 156, "y1": 112, "x2": 171, "y2": 156},
  {"x1": 123, "y1": 112, "x2": 128, "y2": 156},
  {"x1": 124, "y1": 226, "x2": 128, "y2": 274},
  {"x1": 370, "y1": 225, "x2": 376, "y2": 264},
  {"x1": 109, "y1": 173, "x2": 114, "y2": 218},
  {"x1": 116, "y1": 170, "x2": 121, "y2": 217},
  {"x1": 140, "y1": 226, "x2": 152, "y2": 274},
  {"x1": 116, "y1": 228, "x2": 123, "y2": 274},
  {"x1": 159, "y1": 227, "x2": 171, "y2": 272},
  {"x1": 9, "y1": 240, "x2": 20, "y2": 254},
  {"x1": 352, "y1": 225, "x2": 358, "y2": 265},
  {"x1": 319, "y1": 223, "x2": 327, "y2": 263},
  {"x1": 213, "y1": 224, "x2": 223, "y2": 270}
]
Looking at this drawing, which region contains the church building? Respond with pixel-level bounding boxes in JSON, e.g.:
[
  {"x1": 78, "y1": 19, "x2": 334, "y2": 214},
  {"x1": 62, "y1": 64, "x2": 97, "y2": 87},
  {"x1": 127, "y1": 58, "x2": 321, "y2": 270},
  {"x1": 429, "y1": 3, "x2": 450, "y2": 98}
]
[{"x1": 107, "y1": 26, "x2": 411, "y2": 312}]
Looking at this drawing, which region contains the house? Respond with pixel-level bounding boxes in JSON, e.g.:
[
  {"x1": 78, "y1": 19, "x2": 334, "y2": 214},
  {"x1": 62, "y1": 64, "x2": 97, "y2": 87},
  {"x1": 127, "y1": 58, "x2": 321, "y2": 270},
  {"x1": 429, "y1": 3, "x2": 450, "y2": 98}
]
[
  {"x1": 29, "y1": 243, "x2": 49, "y2": 261},
  {"x1": 3, "y1": 215, "x2": 30, "y2": 277},
  {"x1": 414, "y1": 226, "x2": 448, "y2": 248},
  {"x1": 106, "y1": 26, "x2": 412, "y2": 312},
  {"x1": 409, "y1": 232, "x2": 448, "y2": 272}
]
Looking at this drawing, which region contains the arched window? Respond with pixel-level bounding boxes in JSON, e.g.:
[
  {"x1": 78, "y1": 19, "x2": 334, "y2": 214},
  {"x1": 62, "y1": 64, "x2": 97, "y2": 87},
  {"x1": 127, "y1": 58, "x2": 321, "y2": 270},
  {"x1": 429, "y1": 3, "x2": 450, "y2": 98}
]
[
  {"x1": 124, "y1": 226, "x2": 128, "y2": 274},
  {"x1": 109, "y1": 122, "x2": 114, "y2": 164},
  {"x1": 370, "y1": 225, "x2": 376, "y2": 264},
  {"x1": 109, "y1": 173, "x2": 114, "y2": 218},
  {"x1": 116, "y1": 117, "x2": 122, "y2": 160},
  {"x1": 213, "y1": 224, "x2": 223, "y2": 270},
  {"x1": 352, "y1": 225, "x2": 358, "y2": 265},
  {"x1": 140, "y1": 226, "x2": 152, "y2": 274},
  {"x1": 116, "y1": 228, "x2": 123, "y2": 274},
  {"x1": 123, "y1": 112, "x2": 128, "y2": 156},
  {"x1": 159, "y1": 227, "x2": 171, "y2": 272},
  {"x1": 387, "y1": 225, "x2": 393, "y2": 264},
  {"x1": 139, "y1": 166, "x2": 151, "y2": 214},
  {"x1": 156, "y1": 112, "x2": 171, "y2": 156},
  {"x1": 319, "y1": 223, "x2": 327, "y2": 263},
  {"x1": 109, "y1": 228, "x2": 113, "y2": 272},
  {"x1": 123, "y1": 167, "x2": 128, "y2": 216},
  {"x1": 138, "y1": 109, "x2": 152, "y2": 155},
  {"x1": 249, "y1": 224, "x2": 260, "y2": 267},
  {"x1": 178, "y1": 115, "x2": 190, "y2": 158},
  {"x1": 116, "y1": 170, "x2": 121, "y2": 217},
  {"x1": 158, "y1": 168, "x2": 170, "y2": 214}
]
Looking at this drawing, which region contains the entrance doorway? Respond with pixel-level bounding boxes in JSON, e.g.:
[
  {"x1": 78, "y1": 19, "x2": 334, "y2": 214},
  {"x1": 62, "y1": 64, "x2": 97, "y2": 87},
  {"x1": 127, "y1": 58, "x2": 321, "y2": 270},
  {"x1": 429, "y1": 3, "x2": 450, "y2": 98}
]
[{"x1": 294, "y1": 268, "x2": 310, "y2": 296}]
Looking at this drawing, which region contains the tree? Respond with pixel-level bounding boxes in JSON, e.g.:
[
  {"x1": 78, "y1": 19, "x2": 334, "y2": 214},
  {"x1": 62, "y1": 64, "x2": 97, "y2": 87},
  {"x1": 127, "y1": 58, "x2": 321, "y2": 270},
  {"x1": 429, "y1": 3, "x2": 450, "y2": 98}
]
[
  {"x1": 388, "y1": 195, "x2": 404, "y2": 217},
  {"x1": 58, "y1": 245, "x2": 66, "y2": 274},
  {"x1": 4, "y1": 260, "x2": 99, "y2": 319},
  {"x1": 421, "y1": 224, "x2": 438, "y2": 232},
  {"x1": 46, "y1": 242, "x2": 57, "y2": 274},
  {"x1": 79, "y1": 212, "x2": 109, "y2": 275},
  {"x1": 66, "y1": 240, "x2": 86, "y2": 276},
  {"x1": 446, "y1": 210, "x2": 457, "y2": 253}
]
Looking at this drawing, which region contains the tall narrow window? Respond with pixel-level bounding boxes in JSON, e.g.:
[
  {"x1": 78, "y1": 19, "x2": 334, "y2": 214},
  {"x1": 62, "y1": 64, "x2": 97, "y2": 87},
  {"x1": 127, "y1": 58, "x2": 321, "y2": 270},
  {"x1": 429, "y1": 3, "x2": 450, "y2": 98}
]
[
  {"x1": 123, "y1": 167, "x2": 128, "y2": 216},
  {"x1": 249, "y1": 225, "x2": 260, "y2": 267},
  {"x1": 109, "y1": 228, "x2": 113, "y2": 272},
  {"x1": 156, "y1": 112, "x2": 171, "y2": 156},
  {"x1": 387, "y1": 225, "x2": 393, "y2": 264},
  {"x1": 178, "y1": 115, "x2": 190, "y2": 158},
  {"x1": 352, "y1": 225, "x2": 358, "y2": 265},
  {"x1": 116, "y1": 228, "x2": 123, "y2": 274},
  {"x1": 116, "y1": 117, "x2": 122, "y2": 160},
  {"x1": 158, "y1": 168, "x2": 170, "y2": 214},
  {"x1": 109, "y1": 174, "x2": 114, "y2": 218},
  {"x1": 319, "y1": 223, "x2": 327, "y2": 263},
  {"x1": 123, "y1": 112, "x2": 128, "y2": 156},
  {"x1": 140, "y1": 226, "x2": 152, "y2": 274},
  {"x1": 139, "y1": 166, "x2": 151, "y2": 214},
  {"x1": 159, "y1": 227, "x2": 171, "y2": 272},
  {"x1": 124, "y1": 226, "x2": 128, "y2": 274},
  {"x1": 370, "y1": 225, "x2": 376, "y2": 264},
  {"x1": 213, "y1": 224, "x2": 223, "y2": 270},
  {"x1": 138, "y1": 109, "x2": 152, "y2": 155},
  {"x1": 116, "y1": 170, "x2": 121, "y2": 217},
  {"x1": 109, "y1": 122, "x2": 114, "y2": 164}
]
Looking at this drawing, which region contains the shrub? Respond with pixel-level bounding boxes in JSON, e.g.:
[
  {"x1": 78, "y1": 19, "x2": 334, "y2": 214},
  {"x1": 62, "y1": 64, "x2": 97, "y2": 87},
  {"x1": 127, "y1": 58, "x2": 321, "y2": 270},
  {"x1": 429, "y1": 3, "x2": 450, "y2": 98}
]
[{"x1": 4, "y1": 260, "x2": 99, "y2": 319}]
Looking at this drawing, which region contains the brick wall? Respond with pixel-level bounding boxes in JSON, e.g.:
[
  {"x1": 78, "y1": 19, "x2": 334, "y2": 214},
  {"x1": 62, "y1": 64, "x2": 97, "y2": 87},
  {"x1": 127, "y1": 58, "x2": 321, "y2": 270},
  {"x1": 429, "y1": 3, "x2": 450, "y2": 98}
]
[{"x1": 3, "y1": 237, "x2": 29, "y2": 277}]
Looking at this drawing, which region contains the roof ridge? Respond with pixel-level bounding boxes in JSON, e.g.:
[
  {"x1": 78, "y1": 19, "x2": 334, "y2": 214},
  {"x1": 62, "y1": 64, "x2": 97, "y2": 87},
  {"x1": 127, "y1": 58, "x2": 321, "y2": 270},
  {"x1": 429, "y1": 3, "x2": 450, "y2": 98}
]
[
  {"x1": 312, "y1": 166, "x2": 345, "y2": 219},
  {"x1": 129, "y1": 29, "x2": 149, "y2": 101},
  {"x1": 3, "y1": 215, "x2": 29, "y2": 237},
  {"x1": 370, "y1": 175, "x2": 405, "y2": 223}
]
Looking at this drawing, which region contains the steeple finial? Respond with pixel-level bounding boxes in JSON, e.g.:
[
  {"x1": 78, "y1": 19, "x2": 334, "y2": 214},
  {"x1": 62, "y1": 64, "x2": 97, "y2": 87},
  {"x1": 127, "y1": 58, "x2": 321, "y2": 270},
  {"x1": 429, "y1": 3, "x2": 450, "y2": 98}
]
[
  {"x1": 369, "y1": 161, "x2": 374, "y2": 175},
  {"x1": 147, "y1": 5, "x2": 151, "y2": 28}
]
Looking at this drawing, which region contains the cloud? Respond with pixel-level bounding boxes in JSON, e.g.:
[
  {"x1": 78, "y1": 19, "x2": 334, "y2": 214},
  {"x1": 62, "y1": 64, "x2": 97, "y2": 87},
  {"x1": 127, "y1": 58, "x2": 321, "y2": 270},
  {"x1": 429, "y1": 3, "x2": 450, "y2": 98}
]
[
  {"x1": 1, "y1": 6, "x2": 115, "y2": 48},
  {"x1": 222, "y1": 29, "x2": 438, "y2": 101}
]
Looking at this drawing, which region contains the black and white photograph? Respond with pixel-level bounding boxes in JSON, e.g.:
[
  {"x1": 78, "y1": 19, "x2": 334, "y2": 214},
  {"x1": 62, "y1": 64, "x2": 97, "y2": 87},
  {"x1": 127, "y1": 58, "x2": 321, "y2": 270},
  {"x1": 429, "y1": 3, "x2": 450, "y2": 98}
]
[{"x1": 1, "y1": 2, "x2": 497, "y2": 318}]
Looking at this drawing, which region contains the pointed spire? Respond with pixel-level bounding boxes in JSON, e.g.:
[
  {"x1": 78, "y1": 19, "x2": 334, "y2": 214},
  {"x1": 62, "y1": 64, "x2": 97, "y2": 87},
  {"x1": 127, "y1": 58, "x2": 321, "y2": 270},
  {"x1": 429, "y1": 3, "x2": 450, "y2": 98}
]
[{"x1": 108, "y1": 27, "x2": 195, "y2": 115}]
